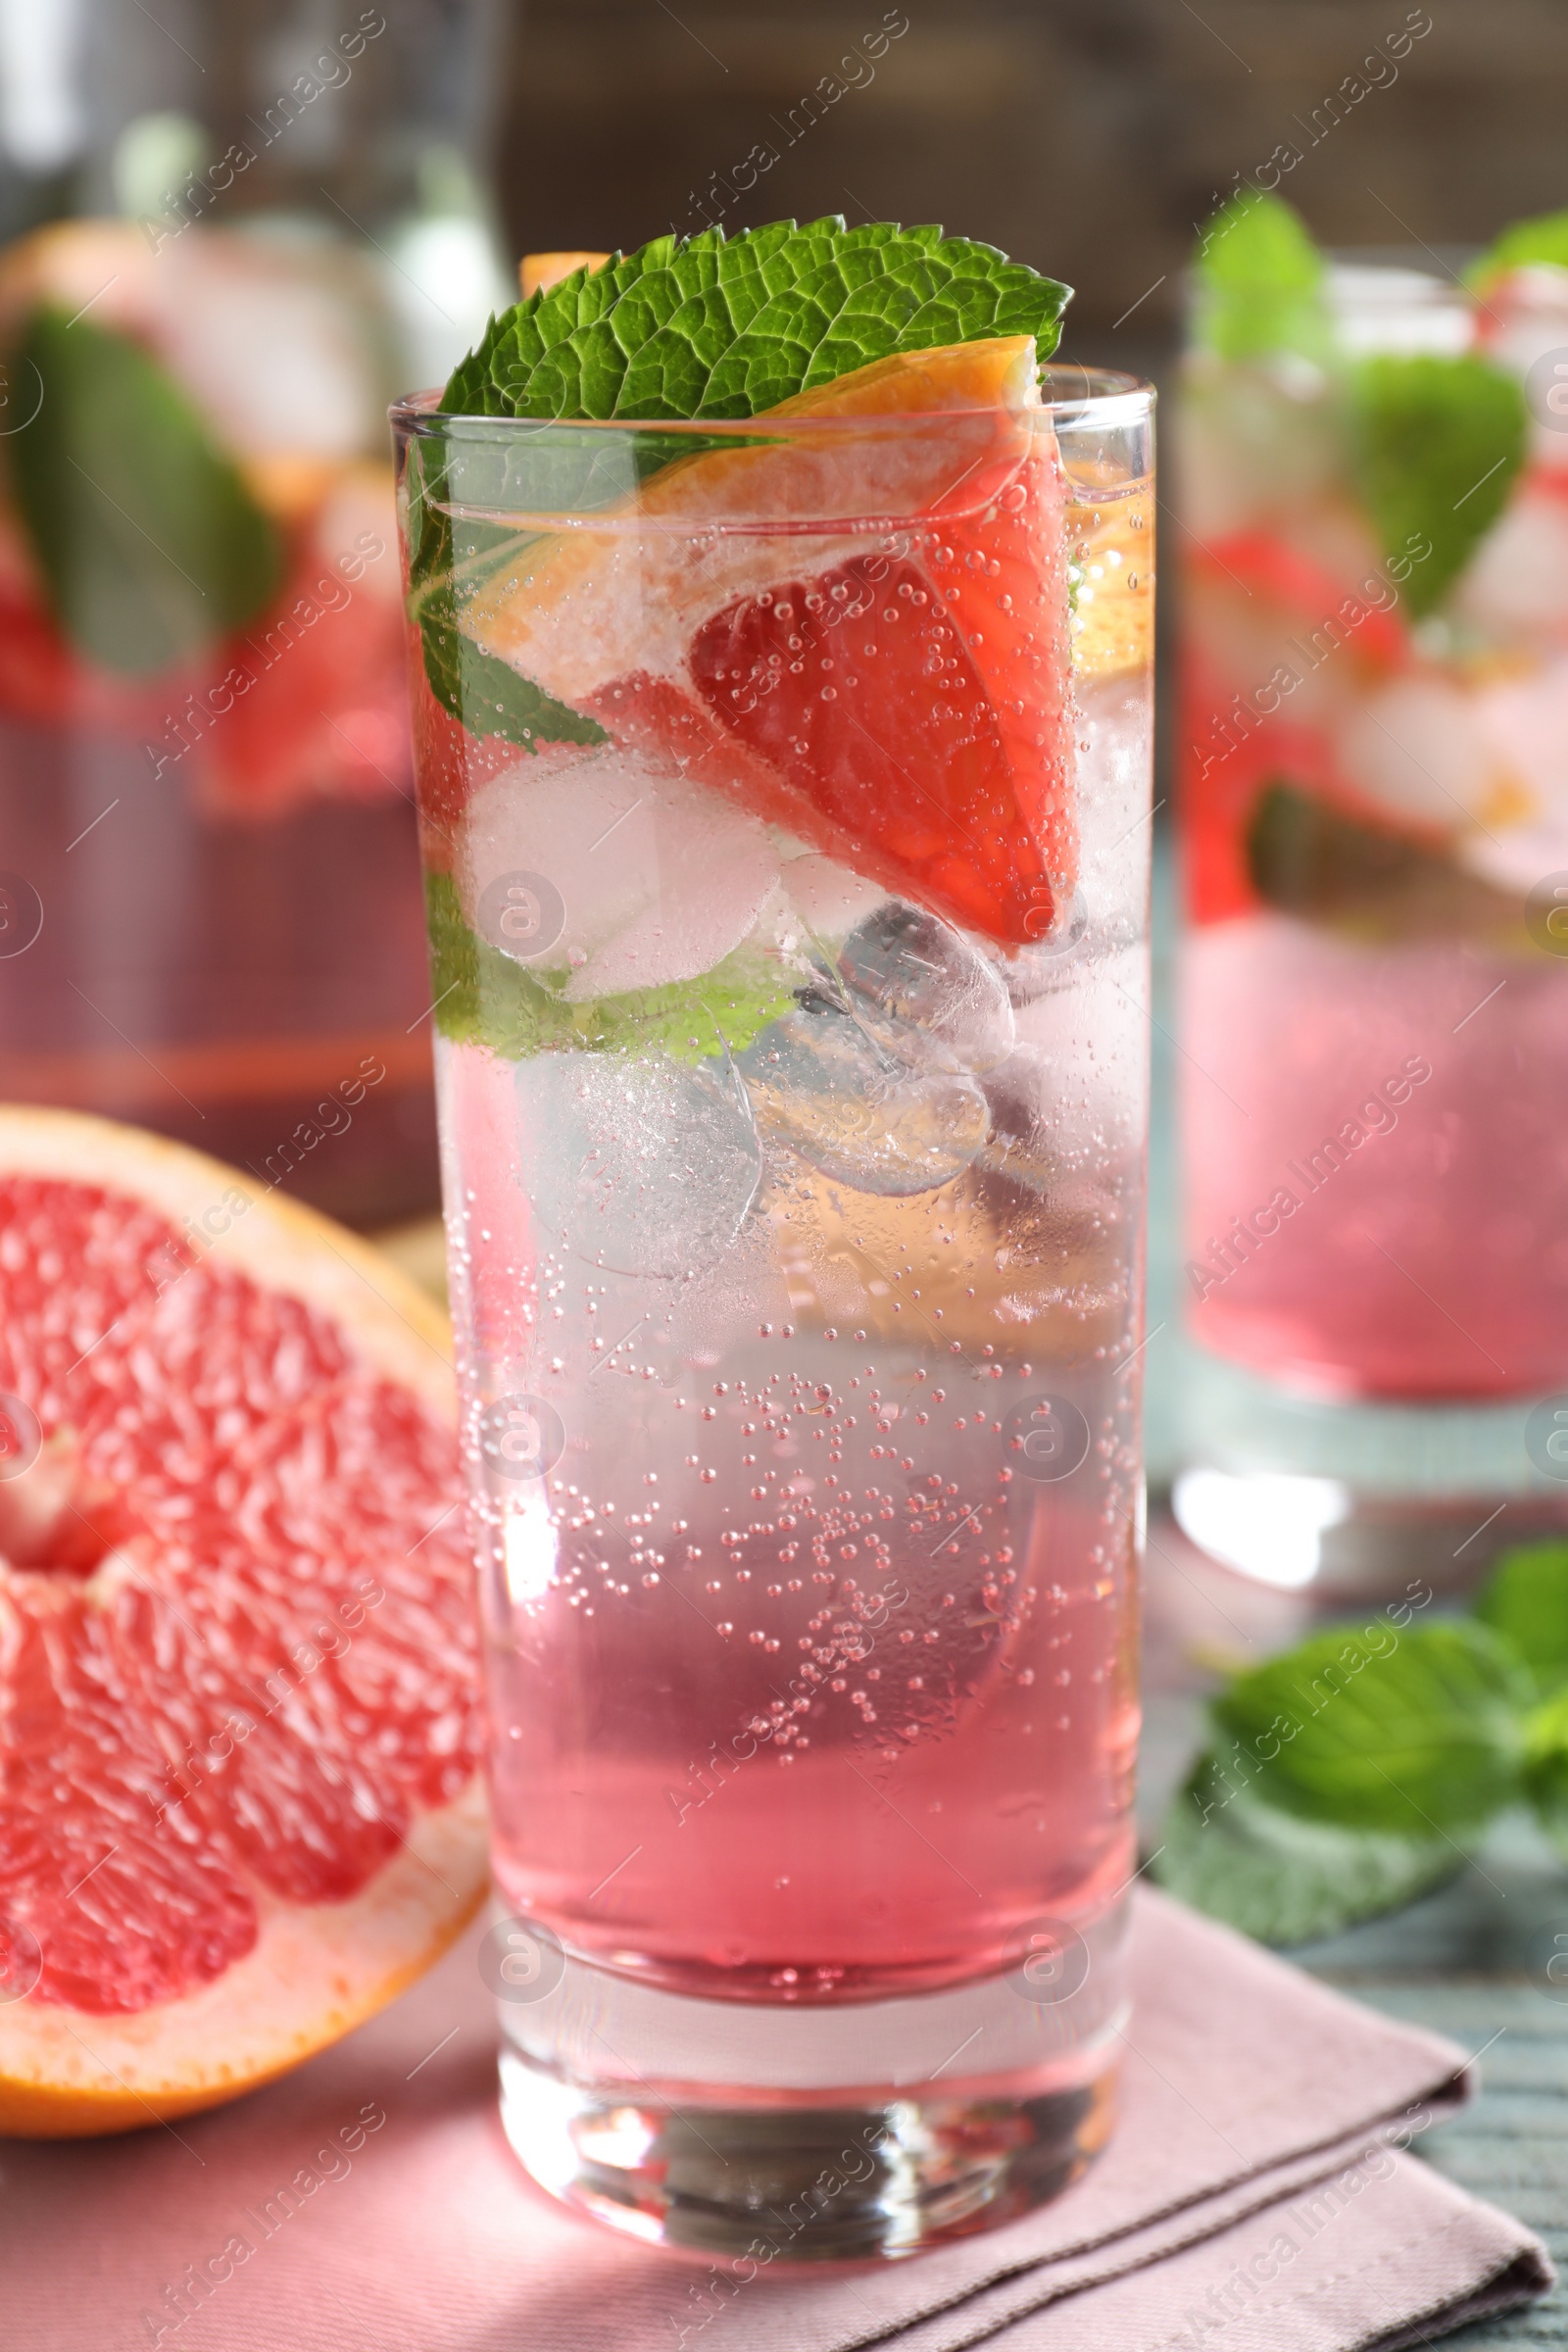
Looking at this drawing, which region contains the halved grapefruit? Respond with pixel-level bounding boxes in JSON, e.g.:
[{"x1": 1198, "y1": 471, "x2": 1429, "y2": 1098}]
[
  {"x1": 0, "y1": 1109, "x2": 484, "y2": 2135},
  {"x1": 455, "y1": 335, "x2": 1074, "y2": 944}
]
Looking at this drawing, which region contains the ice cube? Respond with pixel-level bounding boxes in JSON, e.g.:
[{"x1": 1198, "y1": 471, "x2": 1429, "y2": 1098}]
[
  {"x1": 463, "y1": 747, "x2": 780, "y2": 997},
  {"x1": 977, "y1": 1050, "x2": 1058, "y2": 1189},
  {"x1": 158, "y1": 231, "x2": 385, "y2": 462},
  {"x1": 991, "y1": 889, "x2": 1091, "y2": 1005},
  {"x1": 1455, "y1": 493, "x2": 1568, "y2": 641},
  {"x1": 1335, "y1": 677, "x2": 1500, "y2": 831},
  {"x1": 1473, "y1": 658, "x2": 1568, "y2": 819},
  {"x1": 833, "y1": 901, "x2": 1016, "y2": 1075},
  {"x1": 662, "y1": 1209, "x2": 795, "y2": 1367},
  {"x1": 1458, "y1": 817, "x2": 1568, "y2": 898},
  {"x1": 781, "y1": 854, "x2": 890, "y2": 942},
  {"x1": 741, "y1": 1005, "x2": 989, "y2": 1197},
  {"x1": 1175, "y1": 369, "x2": 1341, "y2": 540},
  {"x1": 517, "y1": 1053, "x2": 761, "y2": 1279}
]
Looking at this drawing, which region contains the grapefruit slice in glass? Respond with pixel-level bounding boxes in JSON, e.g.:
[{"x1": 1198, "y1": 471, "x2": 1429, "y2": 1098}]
[
  {"x1": 0, "y1": 1109, "x2": 485, "y2": 2135},
  {"x1": 457, "y1": 336, "x2": 1074, "y2": 945}
]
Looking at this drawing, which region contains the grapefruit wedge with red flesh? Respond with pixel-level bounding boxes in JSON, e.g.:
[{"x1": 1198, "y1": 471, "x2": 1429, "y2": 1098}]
[
  {"x1": 0, "y1": 1109, "x2": 485, "y2": 2135},
  {"x1": 459, "y1": 337, "x2": 1075, "y2": 945}
]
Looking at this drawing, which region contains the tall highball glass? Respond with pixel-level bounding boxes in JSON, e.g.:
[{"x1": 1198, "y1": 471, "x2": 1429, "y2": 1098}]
[
  {"x1": 394, "y1": 369, "x2": 1153, "y2": 2258},
  {"x1": 1174, "y1": 257, "x2": 1568, "y2": 1595}
]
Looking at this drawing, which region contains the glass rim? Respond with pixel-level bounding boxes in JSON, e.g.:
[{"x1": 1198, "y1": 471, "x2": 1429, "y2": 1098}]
[{"x1": 390, "y1": 365, "x2": 1153, "y2": 442}]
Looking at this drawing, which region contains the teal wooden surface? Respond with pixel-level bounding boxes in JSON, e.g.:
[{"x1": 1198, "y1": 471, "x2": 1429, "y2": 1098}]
[
  {"x1": 1142, "y1": 1532, "x2": 1568, "y2": 2347},
  {"x1": 1342, "y1": 1980, "x2": 1566, "y2": 2346},
  {"x1": 1298, "y1": 1853, "x2": 1568, "y2": 2347}
]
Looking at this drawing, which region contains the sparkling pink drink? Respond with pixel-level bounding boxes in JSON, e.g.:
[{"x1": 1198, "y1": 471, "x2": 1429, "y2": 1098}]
[
  {"x1": 0, "y1": 220, "x2": 436, "y2": 1224},
  {"x1": 1174, "y1": 201, "x2": 1568, "y2": 1590},
  {"x1": 397, "y1": 362, "x2": 1153, "y2": 2255},
  {"x1": 1181, "y1": 925, "x2": 1568, "y2": 1399}
]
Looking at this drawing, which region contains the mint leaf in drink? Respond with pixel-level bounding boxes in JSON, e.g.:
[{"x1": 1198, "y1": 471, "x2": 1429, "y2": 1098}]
[
  {"x1": 9, "y1": 307, "x2": 282, "y2": 676},
  {"x1": 1156, "y1": 1754, "x2": 1458, "y2": 1946},
  {"x1": 443, "y1": 218, "x2": 1072, "y2": 423},
  {"x1": 424, "y1": 872, "x2": 794, "y2": 1064},
  {"x1": 415, "y1": 219, "x2": 1069, "y2": 757},
  {"x1": 1468, "y1": 207, "x2": 1568, "y2": 290},
  {"x1": 1191, "y1": 190, "x2": 1334, "y2": 367},
  {"x1": 402, "y1": 441, "x2": 607, "y2": 755},
  {"x1": 1245, "y1": 779, "x2": 1527, "y2": 947},
  {"x1": 1210, "y1": 1619, "x2": 1528, "y2": 1838},
  {"x1": 418, "y1": 574, "x2": 608, "y2": 755},
  {"x1": 1474, "y1": 1541, "x2": 1568, "y2": 1699},
  {"x1": 1191, "y1": 199, "x2": 1526, "y2": 615},
  {"x1": 1348, "y1": 354, "x2": 1526, "y2": 617},
  {"x1": 1524, "y1": 1685, "x2": 1568, "y2": 1862}
]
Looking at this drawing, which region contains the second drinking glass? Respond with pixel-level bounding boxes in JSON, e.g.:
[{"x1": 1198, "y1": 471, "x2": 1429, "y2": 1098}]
[{"x1": 1175, "y1": 195, "x2": 1568, "y2": 1595}]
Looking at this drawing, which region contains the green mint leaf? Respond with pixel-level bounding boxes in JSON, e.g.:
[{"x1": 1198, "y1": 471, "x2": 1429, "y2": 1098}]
[
  {"x1": 1191, "y1": 191, "x2": 1334, "y2": 366},
  {"x1": 9, "y1": 306, "x2": 283, "y2": 676},
  {"x1": 1209, "y1": 1618, "x2": 1528, "y2": 1838},
  {"x1": 1348, "y1": 354, "x2": 1526, "y2": 617},
  {"x1": 403, "y1": 438, "x2": 607, "y2": 756},
  {"x1": 419, "y1": 219, "x2": 1067, "y2": 759},
  {"x1": 425, "y1": 870, "x2": 794, "y2": 1064},
  {"x1": 1156, "y1": 1754, "x2": 1459, "y2": 1946},
  {"x1": 1246, "y1": 779, "x2": 1526, "y2": 945},
  {"x1": 1524, "y1": 1685, "x2": 1568, "y2": 1861},
  {"x1": 441, "y1": 218, "x2": 1071, "y2": 423},
  {"x1": 1474, "y1": 1541, "x2": 1568, "y2": 1698},
  {"x1": 1467, "y1": 207, "x2": 1568, "y2": 289},
  {"x1": 418, "y1": 573, "x2": 608, "y2": 755}
]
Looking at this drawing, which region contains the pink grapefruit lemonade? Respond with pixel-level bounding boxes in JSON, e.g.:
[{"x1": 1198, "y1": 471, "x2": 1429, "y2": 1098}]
[
  {"x1": 396, "y1": 223, "x2": 1153, "y2": 2257},
  {"x1": 1174, "y1": 196, "x2": 1568, "y2": 1589}
]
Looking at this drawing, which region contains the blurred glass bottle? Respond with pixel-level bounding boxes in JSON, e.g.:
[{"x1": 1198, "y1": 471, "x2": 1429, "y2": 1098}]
[
  {"x1": 1171, "y1": 192, "x2": 1568, "y2": 1601},
  {"x1": 0, "y1": 0, "x2": 513, "y2": 1223}
]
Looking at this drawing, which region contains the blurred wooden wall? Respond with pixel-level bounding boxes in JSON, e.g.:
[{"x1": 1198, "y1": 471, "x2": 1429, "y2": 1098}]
[{"x1": 495, "y1": 0, "x2": 1568, "y2": 363}]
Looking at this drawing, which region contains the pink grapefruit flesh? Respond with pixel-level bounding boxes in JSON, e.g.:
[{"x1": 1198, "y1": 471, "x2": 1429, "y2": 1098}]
[
  {"x1": 0, "y1": 1108, "x2": 485, "y2": 2135},
  {"x1": 453, "y1": 335, "x2": 1075, "y2": 944}
]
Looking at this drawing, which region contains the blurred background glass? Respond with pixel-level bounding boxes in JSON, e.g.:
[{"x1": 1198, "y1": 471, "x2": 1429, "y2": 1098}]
[
  {"x1": 1172, "y1": 236, "x2": 1568, "y2": 1600},
  {"x1": 0, "y1": 0, "x2": 512, "y2": 1223}
]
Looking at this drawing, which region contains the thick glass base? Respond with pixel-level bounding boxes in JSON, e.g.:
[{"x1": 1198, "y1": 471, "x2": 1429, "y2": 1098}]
[
  {"x1": 1169, "y1": 1341, "x2": 1568, "y2": 1602},
  {"x1": 501, "y1": 2048, "x2": 1117, "y2": 2258},
  {"x1": 494, "y1": 1909, "x2": 1127, "y2": 2259}
]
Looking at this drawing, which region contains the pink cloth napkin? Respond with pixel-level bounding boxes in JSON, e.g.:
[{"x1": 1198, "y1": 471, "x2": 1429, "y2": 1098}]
[{"x1": 2, "y1": 1888, "x2": 1548, "y2": 2352}]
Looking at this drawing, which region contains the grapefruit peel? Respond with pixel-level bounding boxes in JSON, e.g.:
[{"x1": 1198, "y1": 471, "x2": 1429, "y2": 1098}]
[
  {"x1": 0, "y1": 1109, "x2": 486, "y2": 2137},
  {"x1": 456, "y1": 336, "x2": 1042, "y2": 707},
  {"x1": 448, "y1": 336, "x2": 1075, "y2": 947}
]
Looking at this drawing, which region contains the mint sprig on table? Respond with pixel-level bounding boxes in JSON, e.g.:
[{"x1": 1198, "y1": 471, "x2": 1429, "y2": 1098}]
[
  {"x1": 409, "y1": 216, "x2": 1072, "y2": 755},
  {"x1": 1191, "y1": 191, "x2": 1528, "y2": 616},
  {"x1": 1157, "y1": 1542, "x2": 1568, "y2": 1945}
]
